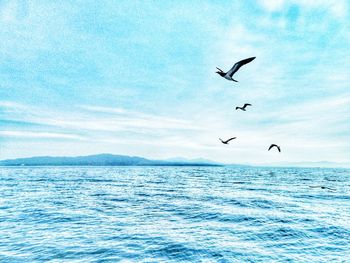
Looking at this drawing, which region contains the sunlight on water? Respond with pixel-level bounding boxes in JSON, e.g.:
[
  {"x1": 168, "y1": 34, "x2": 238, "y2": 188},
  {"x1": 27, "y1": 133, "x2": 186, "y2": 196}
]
[{"x1": 0, "y1": 167, "x2": 349, "y2": 262}]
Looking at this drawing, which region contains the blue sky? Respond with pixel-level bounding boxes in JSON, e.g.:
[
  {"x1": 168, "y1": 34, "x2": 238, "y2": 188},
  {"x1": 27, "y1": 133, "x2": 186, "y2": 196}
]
[{"x1": 0, "y1": 0, "x2": 349, "y2": 164}]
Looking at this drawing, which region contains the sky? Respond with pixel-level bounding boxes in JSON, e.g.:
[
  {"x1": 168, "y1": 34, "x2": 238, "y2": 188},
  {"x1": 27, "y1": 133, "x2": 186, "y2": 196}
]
[{"x1": 0, "y1": 0, "x2": 350, "y2": 164}]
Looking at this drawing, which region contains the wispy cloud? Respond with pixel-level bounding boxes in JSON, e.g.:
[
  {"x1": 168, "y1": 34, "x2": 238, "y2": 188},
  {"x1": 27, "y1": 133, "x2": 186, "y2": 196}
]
[
  {"x1": 0, "y1": 101, "x2": 202, "y2": 143},
  {"x1": 258, "y1": 0, "x2": 348, "y2": 19},
  {"x1": 78, "y1": 104, "x2": 200, "y2": 131},
  {"x1": 1, "y1": 1, "x2": 349, "y2": 162},
  {"x1": 0, "y1": 130, "x2": 85, "y2": 140}
]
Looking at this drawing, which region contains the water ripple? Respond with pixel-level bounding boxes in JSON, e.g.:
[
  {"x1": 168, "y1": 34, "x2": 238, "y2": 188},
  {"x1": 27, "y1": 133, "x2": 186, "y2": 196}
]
[{"x1": 0, "y1": 166, "x2": 349, "y2": 262}]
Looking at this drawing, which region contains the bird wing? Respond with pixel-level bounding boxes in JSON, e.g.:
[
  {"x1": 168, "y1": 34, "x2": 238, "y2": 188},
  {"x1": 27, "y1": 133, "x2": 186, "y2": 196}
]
[
  {"x1": 277, "y1": 146, "x2": 281, "y2": 152},
  {"x1": 243, "y1": 103, "x2": 252, "y2": 108},
  {"x1": 235, "y1": 107, "x2": 240, "y2": 110},
  {"x1": 226, "y1": 137, "x2": 237, "y2": 143},
  {"x1": 268, "y1": 144, "x2": 276, "y2": 151},
  {"x1": 227, "y1": 57, "x2": 256, "y2": 77}
]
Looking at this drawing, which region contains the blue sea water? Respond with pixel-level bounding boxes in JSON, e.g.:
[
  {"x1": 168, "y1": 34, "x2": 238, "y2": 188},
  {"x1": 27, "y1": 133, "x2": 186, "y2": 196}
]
[{"x1": 0, "y1": 166, "x2": 349, "y2": 262}]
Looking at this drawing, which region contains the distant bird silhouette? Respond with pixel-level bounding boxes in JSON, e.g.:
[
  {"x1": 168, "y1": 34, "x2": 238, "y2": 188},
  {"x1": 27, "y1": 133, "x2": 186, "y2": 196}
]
[
  {"x1": 268, "y1": 144, "x2": 281, "y2": 152},
  {"x1": 219, "y1": 137, "x2": 237, "y2": 144},
  {"x1": 236, "y1": 103, "x2": 252, "y2": 111},
  {"x1": 216, "y1": 57, "x2": 256, "y2": 82}
]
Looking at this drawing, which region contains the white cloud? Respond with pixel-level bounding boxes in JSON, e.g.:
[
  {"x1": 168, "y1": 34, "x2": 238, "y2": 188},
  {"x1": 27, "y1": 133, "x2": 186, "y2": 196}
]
[
  {"x1": 0, "y1": 101, "x2": 26, "y2": 109},
  {"x1": 258, "y1": 0, "x2": 348, "y2": 19},
  {"x1": 1, "y1": 2, "x2": 349, "y2": 163},
  {"x1": 259, "y1": 0, "x2": 285, "y2": 12},
  {"x1": 78, "y1": 104, "x2": 200, "y2": 130},
  {"x1": 296, "y1": 0, "x2": 348, "y2": 18},
  {"x1": 0, "y1": 101, "x2": 201, "y2": 132},
  {"x1": 0, "y1": 130, "x2": 85, "y2": 140},
  {"x1": 78, "y1": 105, "x2": 127, "y2": 114},
  {"x1": 0, "y1": 0, "x2": 18, "y2": 23}
]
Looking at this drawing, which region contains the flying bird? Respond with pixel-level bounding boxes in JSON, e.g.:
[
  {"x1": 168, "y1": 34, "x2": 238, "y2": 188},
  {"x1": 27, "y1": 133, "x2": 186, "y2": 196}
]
[
  {"x1": 216, "y1": 57, "x2": 256, "y2": 82},
  {"x1": 219, "y1": 137, "x2": 237, "y2": 144},
  {"x1": 236, "y1": 103, "x2": 252, "y2": 111},
  {"x1": 268, "y1": 144, "x2": 281, "y2": 152}
]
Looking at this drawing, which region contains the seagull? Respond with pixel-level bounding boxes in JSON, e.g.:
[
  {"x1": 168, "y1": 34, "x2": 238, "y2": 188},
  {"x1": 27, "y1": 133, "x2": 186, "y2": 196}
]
[
  {"x1": 219, "y1": 137, "x2": 237, "y2": 144},
  {"x1": 216, "y1": 57, "x2": 256, "y2": 82},
  {"x1": 268, "y1": 144, "x2": 281, "y2": 152},
  {"x1": 236, "y1": 103, "x2": 252, "y2": 111}
]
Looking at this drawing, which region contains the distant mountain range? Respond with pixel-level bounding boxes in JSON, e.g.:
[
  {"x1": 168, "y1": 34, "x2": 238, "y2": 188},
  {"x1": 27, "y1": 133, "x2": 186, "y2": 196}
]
[
  {"x1": 1, "y1": 154, "x2": 349, "y2": 168},
  {"x1": 0, "y1": 154, "x2": 222, "y2": 166}
]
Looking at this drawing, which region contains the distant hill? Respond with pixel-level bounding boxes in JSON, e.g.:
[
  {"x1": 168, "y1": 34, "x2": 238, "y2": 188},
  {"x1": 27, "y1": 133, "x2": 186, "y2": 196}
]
[
  {"x1": 2, "y1": 154, "x2": 346, "y2": 168},
  {"x1": 0, "y1": 154, "x2": 222, "y2": 167}
]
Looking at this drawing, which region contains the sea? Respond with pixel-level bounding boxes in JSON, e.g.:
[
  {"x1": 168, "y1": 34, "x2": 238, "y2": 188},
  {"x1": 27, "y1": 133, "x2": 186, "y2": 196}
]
[{"x1": 0, "y1": 166, "x2": 349, "y2": 262}]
